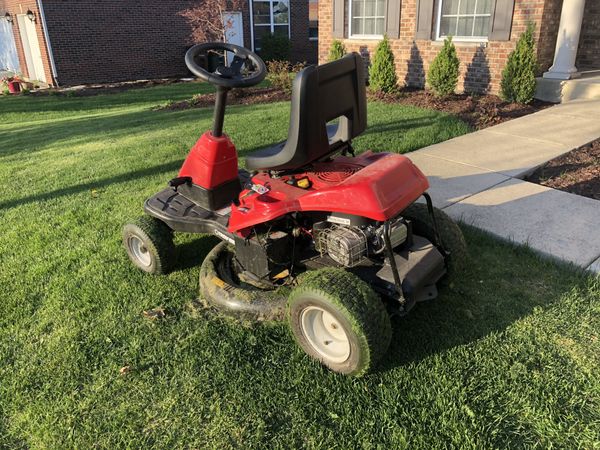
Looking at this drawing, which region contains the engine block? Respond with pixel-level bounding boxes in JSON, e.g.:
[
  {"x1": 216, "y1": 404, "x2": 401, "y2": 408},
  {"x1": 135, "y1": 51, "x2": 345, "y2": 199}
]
[{"x1": 316, "y1": 217, "x2": 408, "y2": 267}]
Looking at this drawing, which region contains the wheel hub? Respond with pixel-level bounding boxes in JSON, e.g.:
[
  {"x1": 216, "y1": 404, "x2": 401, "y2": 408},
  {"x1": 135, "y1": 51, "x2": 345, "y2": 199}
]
[
  {"x1": 129, "y1": 235, "x2": 151, "y2": 267},
  {"x1": 300, "y1": 306, "x2": 350, "y2": 363}
]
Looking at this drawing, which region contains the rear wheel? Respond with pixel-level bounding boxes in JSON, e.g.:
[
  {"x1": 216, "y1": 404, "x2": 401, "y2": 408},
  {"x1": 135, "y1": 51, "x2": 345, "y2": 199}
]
[
  {"x1": 287, "y1": 268, "x2": 391, "y2": 376},
  {"x1": 123, "y1": 216, "x2": 175, "y2": 274},
  {"x1": 402, "y1": 202, "x2": 468, "y2": 277}
]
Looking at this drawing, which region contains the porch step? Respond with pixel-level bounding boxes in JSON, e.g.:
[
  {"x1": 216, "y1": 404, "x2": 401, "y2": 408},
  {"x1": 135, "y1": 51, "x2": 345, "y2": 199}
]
[{"x1": 536, "y1": 73, "x2": 600, "y2": 103}]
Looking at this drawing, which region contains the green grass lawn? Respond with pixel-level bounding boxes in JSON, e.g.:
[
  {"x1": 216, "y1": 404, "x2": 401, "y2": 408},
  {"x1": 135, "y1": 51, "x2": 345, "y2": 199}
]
[{"x1": 0, "y1": 83, "x2": 598, "y2": 449}]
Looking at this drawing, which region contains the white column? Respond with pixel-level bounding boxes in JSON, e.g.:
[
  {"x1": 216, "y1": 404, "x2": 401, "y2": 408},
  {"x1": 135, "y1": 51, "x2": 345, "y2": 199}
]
[{"x1": 543, "y1": 0, "x2": 586, "y2": 80}]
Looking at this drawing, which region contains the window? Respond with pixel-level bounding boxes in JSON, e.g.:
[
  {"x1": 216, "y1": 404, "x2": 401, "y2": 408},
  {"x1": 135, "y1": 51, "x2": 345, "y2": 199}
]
[
  {"x1": 437, "y1": 0, "x2": 492, "y2": 40},
  {"x1": 252, "y1": 0, "x2": 290, "y2": 51},
  {"x1": 349, "y1": 0, "x2": 386, "y2": 38},
  {"x1": 309, "y1": 0, "x2": 318, "y2": 40}
]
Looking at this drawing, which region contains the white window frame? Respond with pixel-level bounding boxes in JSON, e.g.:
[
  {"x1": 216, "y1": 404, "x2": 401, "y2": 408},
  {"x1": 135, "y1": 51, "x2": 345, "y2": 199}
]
[
  {"x1": 435, "y1": 0, "x2": 491, "y2": 42},
  {"x1": 348, "y1": 0, "x2": 385, "y2": 40},
  {"x1": 249, "y1": 0, "x2": 292, "y2": 51}
]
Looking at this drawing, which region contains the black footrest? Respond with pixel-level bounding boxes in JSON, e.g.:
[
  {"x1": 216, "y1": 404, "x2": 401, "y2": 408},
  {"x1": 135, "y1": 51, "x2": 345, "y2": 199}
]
[{"x1": 144, "y1": 188, "x2": 231, "y2": 236}]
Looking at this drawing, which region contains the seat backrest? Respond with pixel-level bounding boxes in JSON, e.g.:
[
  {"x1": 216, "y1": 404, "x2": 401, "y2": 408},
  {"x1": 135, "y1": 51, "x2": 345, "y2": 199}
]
[{"x1": 255, "y1": 53, "x2": 367, "y2": 170}]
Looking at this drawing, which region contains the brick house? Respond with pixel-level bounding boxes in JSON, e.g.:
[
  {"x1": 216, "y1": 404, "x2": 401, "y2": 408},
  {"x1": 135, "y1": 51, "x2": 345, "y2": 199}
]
[
  {"x1": 318, "y1": 0, "x2": 599, "y2": 95},
  {"x1": 0, "y1": 0, "x2": 319, "y2": 86}
]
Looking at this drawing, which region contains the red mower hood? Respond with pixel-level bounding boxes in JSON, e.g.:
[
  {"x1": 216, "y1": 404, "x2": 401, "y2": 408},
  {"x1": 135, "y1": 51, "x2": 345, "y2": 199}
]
[{"x1": 228, "y1": 152, "x2": 429, "y2": 233}]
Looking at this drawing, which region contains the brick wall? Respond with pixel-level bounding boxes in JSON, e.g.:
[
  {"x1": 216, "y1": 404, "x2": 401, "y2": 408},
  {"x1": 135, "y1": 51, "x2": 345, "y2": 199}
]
[
  {"x1": 1, "y1": 0, "x2": 55, "y2": 85},
  {"x1": 319, "y1": 0, "x2": 563, "y2": 94},
  {"x1": 41, "y1": 0, "x2": 316, "y2": 86},
  {"x1": 41, "y1": 0, "x2": 221, "y2": 86},
  {"x1": 290, "y1": 0, "x2": 318, "y2": 63},
  {"x1": 576, "y1": 0, "x2": 600, "y2": 71},
  {"x1": 2, "y1": 0, "x2": 316, "y2": 86}
]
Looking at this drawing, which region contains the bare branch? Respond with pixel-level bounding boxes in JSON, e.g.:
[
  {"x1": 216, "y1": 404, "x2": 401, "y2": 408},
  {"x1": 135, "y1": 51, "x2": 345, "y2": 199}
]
[{"x1": 179, "y1": 0, "x2": 247, "y2": 43}]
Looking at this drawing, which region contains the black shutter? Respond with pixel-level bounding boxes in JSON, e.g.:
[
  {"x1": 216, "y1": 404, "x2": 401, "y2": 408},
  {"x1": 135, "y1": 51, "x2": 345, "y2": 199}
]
[
  {"x1": 415, "y1": 0, "x2": 435, "y2": 40},
  {"x1": 489, "y1": 0, "x2": 515, "y2": 41},
  {"x1": 333, "y1": 0, "x2": 345, "y2": 38},
  {"x1": 386, "y1": 0, "x2": 401, "y2": 39}
]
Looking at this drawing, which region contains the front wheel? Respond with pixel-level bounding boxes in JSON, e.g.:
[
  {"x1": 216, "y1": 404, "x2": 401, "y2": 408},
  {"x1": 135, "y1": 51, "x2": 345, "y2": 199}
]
[
  {"x1": 122, "y1": 216, "x2": 175, "y2": 274},
  {"x1": 287, "y1": 268, "x2": 391, "y2": 376}
]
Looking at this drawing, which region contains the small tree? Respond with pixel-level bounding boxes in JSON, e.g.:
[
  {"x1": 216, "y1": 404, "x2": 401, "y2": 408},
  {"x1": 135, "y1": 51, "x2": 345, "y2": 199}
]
[
  {"x1": 328, "y1": 40, "x2": 347, "y2": 61},
  {"x1": 180, "y1": 0, "x2": 246, "y2": 43},
  {"x1": 369, "y1": 36, "x2": 397, "y2": 93},
  {"x1": 500, "y1": 23, "x2": 538, "y2": 104},
  {"x1": 427, "y1": 36, "x2": 460, "y2": 97}
]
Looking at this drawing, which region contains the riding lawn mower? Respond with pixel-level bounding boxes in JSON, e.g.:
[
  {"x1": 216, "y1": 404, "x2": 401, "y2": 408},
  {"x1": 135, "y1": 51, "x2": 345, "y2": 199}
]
[{"x1": 122, "y1": 43, "x2": 467, "y2": 376}]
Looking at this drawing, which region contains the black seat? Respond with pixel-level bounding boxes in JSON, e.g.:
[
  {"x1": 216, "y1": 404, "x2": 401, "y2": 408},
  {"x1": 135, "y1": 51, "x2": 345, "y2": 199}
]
[{"x1": 245, "y1": 53, "x2": 367, "y2": 171}]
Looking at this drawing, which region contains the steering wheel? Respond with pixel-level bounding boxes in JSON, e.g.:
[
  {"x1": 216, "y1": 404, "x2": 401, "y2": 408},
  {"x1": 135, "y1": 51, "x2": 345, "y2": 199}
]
[{"x1": 185, "y1": 42, "x2": 267, "y2": 89}]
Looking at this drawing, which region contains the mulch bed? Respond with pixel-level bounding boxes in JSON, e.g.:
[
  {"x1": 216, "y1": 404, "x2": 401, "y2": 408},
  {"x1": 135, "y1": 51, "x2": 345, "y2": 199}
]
[
  {"x1": 525, "y1": 139, "x2": 600, "y2": 201},
  {"x1": 368, "y1": 89, "x2": 552, "y2": 130},
  {"x1": 158, "y1": 87, "x2": 289, "y2": 111},
  {"x1": 157, "y1": 84, "x2": 552, "y2": 130}
]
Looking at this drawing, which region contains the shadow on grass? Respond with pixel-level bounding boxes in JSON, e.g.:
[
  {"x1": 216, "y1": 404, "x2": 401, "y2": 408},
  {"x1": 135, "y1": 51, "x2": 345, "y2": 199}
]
[
  {"x1": 0, "y1": 82, "x2": 211, "y2": 117},
  {"x1": 0, "y1": 108, "x2": 213, "y2": 158},
  {"x1": 0, "y1": 160, "x2": 184, "y2": 210},
  {"x1": 0, "y1": 100, "x2": 286, "y2": 160},
  {"x1": 377, "y1": 226, "x2": 586, "y2": 373},
  {"x1": 174, "y1": 235, "x2": 220, "y2": 272},
  {"x1": 360, "y1": 116, "x2": 438, "y2": 136}
]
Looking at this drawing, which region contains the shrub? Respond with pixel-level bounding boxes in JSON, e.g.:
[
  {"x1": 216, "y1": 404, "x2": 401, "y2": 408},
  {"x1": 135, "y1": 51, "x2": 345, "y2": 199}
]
[
  {"x1": 267, "y1": 60, "x2": 305, "y2": 94},
  {"x1": 500, "y1": 23, "x2": 538, "y2": 104},
  {"x1": 369, "y1": 36, "x2": 397, "y2": 93},
  {"x1": 328, "y1": 40, "x2": 347, "y2": 61},
  {"x1": 260, "y1": 33, "x2": 291, "y2": 62},
  {"x1": 427, "y1": 36, "x2": 460, "y2": 97}
]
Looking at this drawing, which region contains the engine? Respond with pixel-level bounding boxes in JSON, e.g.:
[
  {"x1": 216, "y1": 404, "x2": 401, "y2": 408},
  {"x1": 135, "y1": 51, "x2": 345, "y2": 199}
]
[{"x1": 316, "y1": 217, "x2": 408, "y2": 267}]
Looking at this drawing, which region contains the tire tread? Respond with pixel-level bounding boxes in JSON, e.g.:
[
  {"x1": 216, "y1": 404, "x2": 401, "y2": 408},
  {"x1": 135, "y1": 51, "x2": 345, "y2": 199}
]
[
  {"x1": 289, "y1": 268, "x2": 391, "y2": 376},
  {"x1": 123, "y1": 216, "x2": 175, "y2": 274}
]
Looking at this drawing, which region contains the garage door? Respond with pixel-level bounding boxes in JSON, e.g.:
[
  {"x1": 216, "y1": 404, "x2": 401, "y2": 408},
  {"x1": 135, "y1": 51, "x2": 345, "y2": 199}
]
[{"x1": 0, "y1": 20, "x2": 20, "y2": 72}]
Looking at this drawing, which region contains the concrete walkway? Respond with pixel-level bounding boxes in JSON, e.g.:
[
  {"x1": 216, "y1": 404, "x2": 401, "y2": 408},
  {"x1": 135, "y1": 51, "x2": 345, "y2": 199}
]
[{"x1": 407, "y1": 99, "x2": 600, "y2": 274}]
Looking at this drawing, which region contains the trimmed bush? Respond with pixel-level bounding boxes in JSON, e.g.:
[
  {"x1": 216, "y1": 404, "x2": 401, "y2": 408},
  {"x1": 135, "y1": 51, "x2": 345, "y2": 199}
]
[
  {"x1": 328, "y1": 39, "x2": 347, "y2": 61},
  {"x1": 369, "y1": 36, "x2": 397, "y2": 93},
  {"x1": 427, "y1": 36, "x2": 460, "y2": 97},
  {"x1": 266, "y1": 60, "x2": 306, "y2": 94},
  {"x1": 260, "y1": 33, "x2": 291, "y2": 62},
  {"x1": 500, "y1": 23, "x2": 538, "y2": 104}
]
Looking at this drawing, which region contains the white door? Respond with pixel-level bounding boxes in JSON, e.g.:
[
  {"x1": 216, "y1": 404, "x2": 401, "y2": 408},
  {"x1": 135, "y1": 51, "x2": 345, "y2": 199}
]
[
  {"x1": 223, "y1": 12, "x2": 244, "y2": 64},
  {"x1": 0, "y1": 20, "x2": 20, "y2": 72},
  {"x1": 223, "y1": 12, "x2": 244, "y2": 47},
  {"x1": 16, "y1": 14, "x2": 46, "y2": 82}
]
